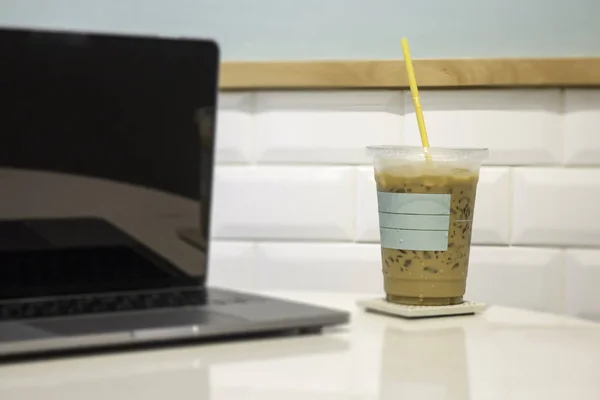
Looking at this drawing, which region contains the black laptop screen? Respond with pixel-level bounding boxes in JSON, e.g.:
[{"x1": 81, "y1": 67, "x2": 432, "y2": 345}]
[{"x1": 0, "y1": 27, "x2": 218, "y2": 299}]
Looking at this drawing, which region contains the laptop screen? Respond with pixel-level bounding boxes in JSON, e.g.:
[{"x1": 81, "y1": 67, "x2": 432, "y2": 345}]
[{"x1": 0, "y1": 27, "x2": 218, "y2": 299}]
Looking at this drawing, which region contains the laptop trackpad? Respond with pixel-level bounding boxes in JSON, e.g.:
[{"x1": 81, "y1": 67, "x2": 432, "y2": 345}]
[{"x1": 28, "y1": 309, "x2": 247, "y2": 336}]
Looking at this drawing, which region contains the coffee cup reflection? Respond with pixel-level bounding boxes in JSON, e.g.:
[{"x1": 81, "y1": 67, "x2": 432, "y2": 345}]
[{"x1": 379, "y1": 326, "x2": 470, "y2": 400}]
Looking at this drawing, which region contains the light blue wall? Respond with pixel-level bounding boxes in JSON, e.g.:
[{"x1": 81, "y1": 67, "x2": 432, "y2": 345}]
[{"x1": 2, "y1": 0, "x2": 598, "y2": 61}]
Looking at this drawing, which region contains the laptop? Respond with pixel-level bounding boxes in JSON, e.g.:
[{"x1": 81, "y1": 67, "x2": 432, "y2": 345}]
[{"x1": 0, "y1": 26, "x2": 349, "y2": 358}]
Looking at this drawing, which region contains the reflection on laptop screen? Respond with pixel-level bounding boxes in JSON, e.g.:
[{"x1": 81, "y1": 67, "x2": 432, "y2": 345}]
[{"x1": 0, "y1": 27, "x2": 218, "y2": 299}]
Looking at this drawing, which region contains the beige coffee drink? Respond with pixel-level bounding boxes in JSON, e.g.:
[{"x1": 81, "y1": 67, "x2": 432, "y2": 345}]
[{"x1": 367, "y1": 146, "x2": 488, "y2": 306}]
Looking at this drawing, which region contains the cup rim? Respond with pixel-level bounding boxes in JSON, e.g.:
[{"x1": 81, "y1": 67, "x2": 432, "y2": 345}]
[{"x1": 366, "y1": 146, "x2": 489, "y2": 161}]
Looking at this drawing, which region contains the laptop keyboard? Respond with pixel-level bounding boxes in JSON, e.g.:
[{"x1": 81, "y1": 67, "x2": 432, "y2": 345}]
[{"x1": 0, "y1": 290, "x2": 244, "y2": 322}]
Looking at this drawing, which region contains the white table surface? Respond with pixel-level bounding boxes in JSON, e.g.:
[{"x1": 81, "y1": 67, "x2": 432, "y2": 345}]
[{"x1": 1, "y1": 291, "x2": 600, "y2": 400}]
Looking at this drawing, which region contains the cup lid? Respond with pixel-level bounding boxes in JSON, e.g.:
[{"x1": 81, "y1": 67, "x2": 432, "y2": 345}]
[{"x1": 366, "y1": 146, "x2": 489, "y2": 162}]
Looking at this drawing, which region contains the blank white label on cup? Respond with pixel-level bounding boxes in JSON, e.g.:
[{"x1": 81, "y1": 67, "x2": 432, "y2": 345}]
[{"x1": 377, "y1": 192, "x2": 451, "y2": 251}]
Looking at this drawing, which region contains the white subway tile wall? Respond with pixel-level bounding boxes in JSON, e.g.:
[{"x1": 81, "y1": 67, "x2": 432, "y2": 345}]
[
  {"x1": 207, "y1": 89, "x2": 600, "y2": 320},
  {"x1": 211, "y1": 166, "x2": 356, "y2": 240},
  {"x1": 466, "y1": 247, "x2": 565, "y2": 314},
  {"x1": 254, "y1": 243, "x2": 383, "y2": 293},
  {"x1": 564, "y1": 90, "x2": 600, "y2": 165},
  {"x1": 565, "y1": 250, "x2": 600, "y2": 320},
  {"x1": 208, "y1": 242, "x2": 257, "y2": 290},
  {"x1": 254, "y1": 91, "x2": 403, "y2": 164},
  {"x1": 215, "y1": 93, "x2": 254, "y2": 163},
  {"x1": 512, "y1": 168, "x2": 600, "y2": 247},
  {"x1": 403, "y1": 90, "x2": 563, "y2": 165}
]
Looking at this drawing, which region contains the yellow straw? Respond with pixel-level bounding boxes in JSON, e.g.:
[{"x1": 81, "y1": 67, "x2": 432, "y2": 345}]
[{"x1": 401, "y1": 38, "x2": 430, "y2": 150}]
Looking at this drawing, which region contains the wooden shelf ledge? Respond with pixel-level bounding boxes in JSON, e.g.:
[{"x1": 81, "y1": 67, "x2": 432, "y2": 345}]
[{"x1": 220, "y1": 58, "x2": 600, "y2": 90}]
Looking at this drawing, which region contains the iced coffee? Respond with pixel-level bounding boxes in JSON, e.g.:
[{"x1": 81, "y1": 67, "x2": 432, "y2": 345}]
[{"x1": 368, "y1": 146, "x2": 488, "y2": 306}]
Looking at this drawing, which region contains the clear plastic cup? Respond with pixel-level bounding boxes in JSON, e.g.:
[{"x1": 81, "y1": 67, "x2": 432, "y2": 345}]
[{"x1": 366, "y1": 146, "x2": 489, "y2": 306}]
